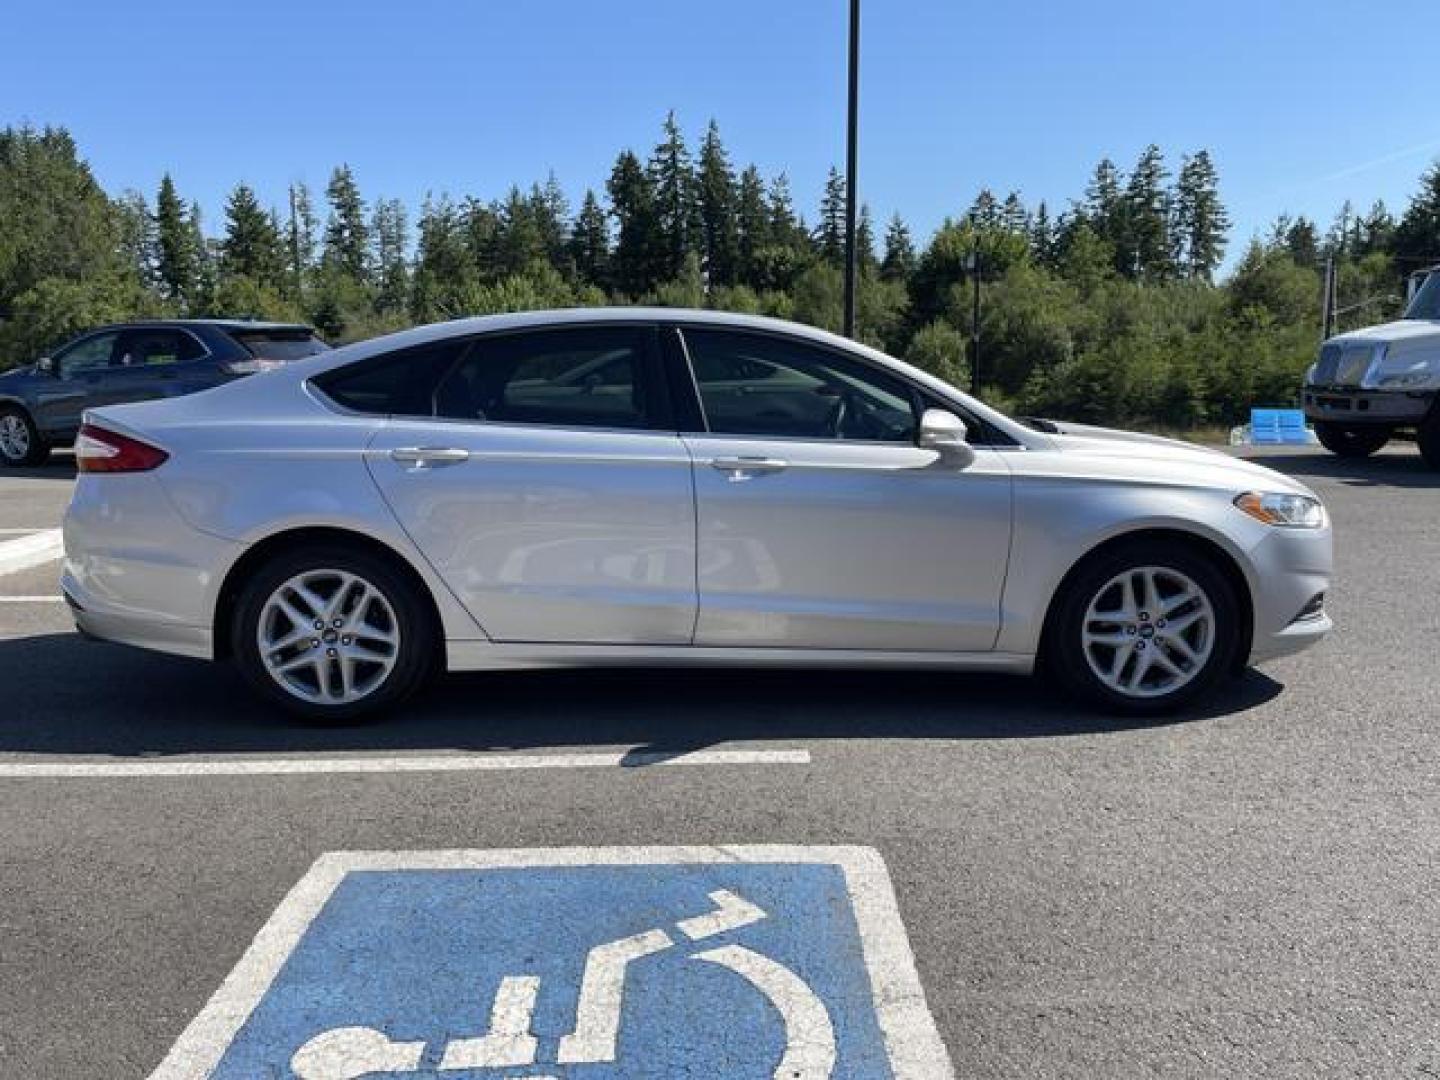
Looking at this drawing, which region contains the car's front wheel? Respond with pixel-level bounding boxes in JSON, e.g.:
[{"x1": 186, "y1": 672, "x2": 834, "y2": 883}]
[
  {"x1": 232, "y1": 546, "x2": 437, "y2": 722},
  {"x1": 1314, "y1": 420, "x2": 1390, "y2": 458},
  {"x1": 0, "y1": 407, "x2": 50, "y2": 467},
  {"x1": 1045, "y1": 542, "x2": 1241, "y2": 715}
]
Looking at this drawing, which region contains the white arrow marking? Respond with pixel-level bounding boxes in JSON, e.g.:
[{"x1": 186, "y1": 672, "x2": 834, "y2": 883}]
[
  {"x1": 438, "y1": 974, "x2": 541, "y2": 1069},
  {"x1": 556, "y1": 928, "x2": 673, "y2": 1064},
  {"x1": 694, "y1": 945, "x2": 836, "y2": 1080},
  {"x1": 290, "y1": 1026, "x2": 424, "y2": 1079},
  {"x1": 677, "y1": 888, "x2": 767, "y2": 941}
]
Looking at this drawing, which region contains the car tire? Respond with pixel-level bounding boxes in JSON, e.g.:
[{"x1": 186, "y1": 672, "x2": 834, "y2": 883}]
[
  {"x1": 0, "y1": 406, "x2": 51, "y2": 467},
  {"x1": 232, "y1": 545, "x2": 437, "y2": 723},
  {"x1": 1419, "y1": 408, "x2": 1440, "y2": 471},
  {"x1": 1313, "y1": 420, "x2": 1390, "y2": 458},
  {"x1": 1043, "y1": 541, "x2": 1242, "y2": 716}
]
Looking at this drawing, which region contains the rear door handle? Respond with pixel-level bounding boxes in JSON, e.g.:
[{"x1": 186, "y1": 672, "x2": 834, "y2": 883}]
[
  {"x1": 710, "y1": 455, "x2": 788, "y2": 479},
  {"x1": 390, "y1": 446, "x2": 471, "y2": 467}
]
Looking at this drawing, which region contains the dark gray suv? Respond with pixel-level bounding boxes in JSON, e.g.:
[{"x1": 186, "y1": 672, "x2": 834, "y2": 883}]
[{"x1": 0, "y1": 320, "x2": 328, "y2": 466}]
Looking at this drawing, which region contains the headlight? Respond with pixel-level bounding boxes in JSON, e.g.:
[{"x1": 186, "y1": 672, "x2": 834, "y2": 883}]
[
  {"x1": 1234, "y1": 491, "x2": 1326, "y2": 528},
  {"x1": 1374, "y1": 370, "x2": 1438, "y2": 389}
]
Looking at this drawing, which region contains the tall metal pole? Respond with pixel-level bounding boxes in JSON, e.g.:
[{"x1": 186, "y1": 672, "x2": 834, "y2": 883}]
[{"x1": 842, "y1": 0, "x2": 860, "y2": 339}]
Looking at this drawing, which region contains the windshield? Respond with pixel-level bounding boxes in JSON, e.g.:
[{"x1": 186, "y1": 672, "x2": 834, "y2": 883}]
[{"x1": 1404, "y1": 272, "x2": 1440, "y2": 320}]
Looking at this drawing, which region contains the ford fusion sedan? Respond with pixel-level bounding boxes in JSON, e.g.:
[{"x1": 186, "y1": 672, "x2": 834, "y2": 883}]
[
  {"x1": 0, "y1": 319, "x2": 328, "y2": 466},
  {"x1": 61, "y1": 309, "x2": 1333, "y2": 721}
]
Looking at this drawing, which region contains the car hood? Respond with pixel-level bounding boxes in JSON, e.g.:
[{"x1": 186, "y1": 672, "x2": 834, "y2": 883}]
[
  {"x1": 1037, "y1": 421, "x2": 1318, "y2": 498},
  {"x1": 1329, "y1": 319, "x2": 1440, "y2": 347},
  {"x1": 0, "y1": 364, "x2": 35, "y2": 383}
]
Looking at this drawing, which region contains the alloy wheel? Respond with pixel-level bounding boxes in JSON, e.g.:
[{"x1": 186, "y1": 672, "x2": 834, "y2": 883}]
[
  {"x1": 0, "y1": 415, "x2": 30, "y2": 462},
  {"x1": 1081, "y1": 565, "x2": 1216, "y2": 699},
  {"x1": 256, "y1": 569, "x2": 401, "y2": 705}
]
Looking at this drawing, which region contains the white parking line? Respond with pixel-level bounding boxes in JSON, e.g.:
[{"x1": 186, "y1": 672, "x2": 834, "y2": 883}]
[
  {"x1": 0, "y1": 748, "x2": 810, "y2": 779},
  {"x1": 0, "y1": 528, "x2": 63, "y2": 576},
  {"x1": 0, "y1": 595, "x2": 64, "y2": 603},
  {"x1": 0, "y1": 527, "x2": 45, "y2": 535}
]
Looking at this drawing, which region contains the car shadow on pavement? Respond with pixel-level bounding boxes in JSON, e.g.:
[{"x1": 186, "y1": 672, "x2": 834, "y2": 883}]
[
  {"x1": 0, "y1": 632, "x2": 1283, "y2": 759},
  {"x1": 1235, "y1": 449, "x2": 1439, "y2": 489},
  {"x1": 0, "y1": 456, "x2": 76, "y2": 481}
]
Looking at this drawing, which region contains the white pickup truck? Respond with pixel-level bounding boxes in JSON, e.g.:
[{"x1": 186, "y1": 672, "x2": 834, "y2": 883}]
[{"x1": 1303, "y1": 270, "x2": 1440, "y2": 469}]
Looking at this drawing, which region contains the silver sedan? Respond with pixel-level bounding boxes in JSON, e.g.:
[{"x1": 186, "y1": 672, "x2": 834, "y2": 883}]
[{"x1": 61, "y1": 309, "x2": 1332, "y2": 721}]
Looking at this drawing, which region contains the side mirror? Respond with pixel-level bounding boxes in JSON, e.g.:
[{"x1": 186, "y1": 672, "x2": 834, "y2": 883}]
[
  {"x1": 36, "y1": 356, "x2": 55, "y2": 377},
  {"x1": 917, "y1": 408, "x2": 977, "y2": 467}
]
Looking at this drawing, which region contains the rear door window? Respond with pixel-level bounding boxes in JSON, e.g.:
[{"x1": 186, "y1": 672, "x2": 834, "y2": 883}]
[
  {"x1": 433, "y1": 326, "x2": 664, "y2": 430},
  {"x1": 115, "y1": 329, "x2": 203, "y2": 368}
]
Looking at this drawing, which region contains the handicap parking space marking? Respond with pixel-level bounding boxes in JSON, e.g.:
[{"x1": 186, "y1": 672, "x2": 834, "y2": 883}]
[{"x1": 150, "y1": 846, "x2": 953, "y2": 1079}]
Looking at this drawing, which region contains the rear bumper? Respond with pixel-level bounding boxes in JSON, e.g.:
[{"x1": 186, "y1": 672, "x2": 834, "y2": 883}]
[
  {"x1": 62, "y1": 472, "x2": 240, "y2": 661},
  {"x1": 1302, "y1": 387, "x2": 1434, "y2": 425}
]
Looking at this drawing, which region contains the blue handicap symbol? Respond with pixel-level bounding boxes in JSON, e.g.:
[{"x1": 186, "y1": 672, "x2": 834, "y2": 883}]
[{"x1": 191, "y1": 849, "x2": 950, "y2": 1079}]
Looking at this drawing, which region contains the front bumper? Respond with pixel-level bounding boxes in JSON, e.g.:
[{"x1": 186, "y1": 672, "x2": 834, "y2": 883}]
[
  {"x1": 1245, "y1": 524, "x2": 1334, "y2": 665},
  {"x1": 1302, "y1": 387, "x2": 1434, "y2": 425}
]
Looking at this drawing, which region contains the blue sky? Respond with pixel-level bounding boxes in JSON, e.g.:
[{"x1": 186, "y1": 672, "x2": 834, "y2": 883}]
[{"x1": 4, "y1": 0, "x2": 1439, "y2": 274}]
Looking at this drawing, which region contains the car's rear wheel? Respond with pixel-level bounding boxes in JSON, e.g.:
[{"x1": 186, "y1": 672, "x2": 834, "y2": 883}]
[
  {"x1": 0, "y1": 407, "x2": 50, "y2": 467},
  {"x1": 1045, "y1": 542, "x2": 1241, "y2": 715},
  {"x1": 1418, "y1": 408, "x2": 1440, "y2": 471},
  {"x1": 232, "y1": 546, "x2": 436, "y2": 722},
  {"x1": 1314, "y1": 420, "x2": 1390, "y2": 458}
]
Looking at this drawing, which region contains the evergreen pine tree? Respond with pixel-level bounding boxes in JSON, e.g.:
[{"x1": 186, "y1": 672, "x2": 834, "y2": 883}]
[
  {"x1": 1171, "y1": 150, "x2": 1229, "y2": 281},
  {"x1": 647, "y1": 112, "x2": 700, "y2": 282},
  {"x1": 856, "y1": 204, "x2": 877, "y2": 270},
  {"x1": 734, "y1": 165, "x2": 770, "y2": 288},
  {"x1": 880, "y1": 213, "x2": 916, "y2": 283},
  {"x1": 816, "y1": 167, "x2": 847, "y2": 262},
  {"x1": 1030, "y1": 201, "x2": 1055, "y2": 266},
  {"x1": 608, "y1": 149, "x2": 661, "y2": 296},
  {"x1": 1125, "y1": 144, "x2": 1172, "y2": 281},
  {"x1": 371, "y1": 197, "x2": 409, "y2": 313},
  {"x1": 285, "y1": 181, "x2": 317, "y2": 299},
  {"x1": 1082, "y1": 158, "x2": 1126, "y2": 270},
  {"x1": 323, "y1": 164, "x2": 369, "y2": 282},
  {"x1": 1394, "y1": 162, "x2": 1440, "y2": 267},
  {"x1": 568, "y1": 189, "x2": 610, "y2": 289},
  {"x1": 696, "y1": 120, "x2": 740, "y2": 288},
  {"x1": 155, "y1": 174, "x2": 197, "y2": 305},
  {"x1": 219, "y1": 183, "x2": 284, "y2": 289}
]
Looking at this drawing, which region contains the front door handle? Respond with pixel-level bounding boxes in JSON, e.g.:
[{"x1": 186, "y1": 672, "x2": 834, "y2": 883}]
[
  {"x1": 710, "y1": 455, "x2": 788, "y2": 479},
  {"x1": 390, "y1": 446, "x2": 471, "y2": 467}
]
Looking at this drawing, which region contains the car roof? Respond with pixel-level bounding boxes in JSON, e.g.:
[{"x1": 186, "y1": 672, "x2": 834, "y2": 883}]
[
  {"x1": 86, "y1": 319, "x2": 316, "y2": 335},
  {"x1": 311, "y1": 307, "x2": 886, "y2": 363}
]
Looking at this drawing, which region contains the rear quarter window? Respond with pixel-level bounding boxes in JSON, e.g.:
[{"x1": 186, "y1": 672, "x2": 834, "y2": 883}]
[
  {"x1": 312, "y1": 341, "x2": 466, "y2": 416},
  {"x1": 232, "y1": 331, "x2": 330, "y2": 363}
]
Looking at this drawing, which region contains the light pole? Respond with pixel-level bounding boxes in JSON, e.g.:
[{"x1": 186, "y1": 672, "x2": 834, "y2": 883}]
[{"x1": 842, "y1": 0, "x2": 860, "y2": 339}]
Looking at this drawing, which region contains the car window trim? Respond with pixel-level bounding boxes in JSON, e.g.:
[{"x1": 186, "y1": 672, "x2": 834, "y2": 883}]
[
  {"x1": 670, "y1": 323, "x2": 1013, "y2": 448},
  {"x1": 312, "y1": 322, "x2": 680, "y2": 436}
]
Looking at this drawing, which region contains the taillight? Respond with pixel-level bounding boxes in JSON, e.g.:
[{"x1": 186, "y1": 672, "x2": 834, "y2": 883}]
[{"x1": 75, "y1": 423, "x2": 169, "y2": 473}]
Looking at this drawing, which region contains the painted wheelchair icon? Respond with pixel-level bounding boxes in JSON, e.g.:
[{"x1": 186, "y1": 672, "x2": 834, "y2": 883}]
[
  {"x1": 149, "y1": 846, "x2": 953, "y2": 1079},
  {"x1": 293, "y1": 889, "x2": 833, "y2": 1078}
]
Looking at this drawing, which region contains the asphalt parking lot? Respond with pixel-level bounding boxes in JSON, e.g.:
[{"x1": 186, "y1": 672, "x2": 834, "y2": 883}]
[{"x1": 0, "y1": 447, "x2": 1436, "y2": 1078}]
